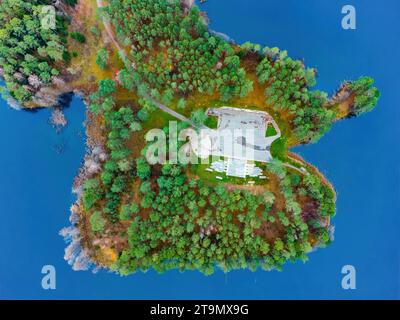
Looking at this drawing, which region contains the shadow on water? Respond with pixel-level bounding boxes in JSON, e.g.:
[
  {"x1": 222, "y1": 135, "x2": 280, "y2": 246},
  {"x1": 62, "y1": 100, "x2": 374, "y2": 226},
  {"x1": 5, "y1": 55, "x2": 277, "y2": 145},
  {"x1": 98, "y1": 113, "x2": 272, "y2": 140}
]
[{"x1": 18, "y1": 92, "x2": 75, "y2": 113}]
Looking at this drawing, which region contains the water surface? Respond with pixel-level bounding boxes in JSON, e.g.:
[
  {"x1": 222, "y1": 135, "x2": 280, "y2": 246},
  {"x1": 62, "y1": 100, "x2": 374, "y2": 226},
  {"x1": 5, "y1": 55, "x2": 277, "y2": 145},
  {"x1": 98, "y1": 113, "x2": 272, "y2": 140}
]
[{"x1": 0, "y1": 0, "x2": 398, "y2": 299}]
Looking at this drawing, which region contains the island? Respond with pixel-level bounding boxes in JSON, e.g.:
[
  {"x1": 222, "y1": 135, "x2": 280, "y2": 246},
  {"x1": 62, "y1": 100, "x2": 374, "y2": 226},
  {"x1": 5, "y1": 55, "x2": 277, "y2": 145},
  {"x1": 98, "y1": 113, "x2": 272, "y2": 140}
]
[{"x1": 0, "y1": 0, "x2": 380, "y2": 275}]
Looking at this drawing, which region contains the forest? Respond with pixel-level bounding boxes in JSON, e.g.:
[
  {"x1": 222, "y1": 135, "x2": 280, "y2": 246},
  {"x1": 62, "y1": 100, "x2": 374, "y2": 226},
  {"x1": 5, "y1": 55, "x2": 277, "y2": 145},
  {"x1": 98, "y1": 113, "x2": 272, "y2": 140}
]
[
  {"x1": 105, "y1": 0, "x2": 253, "y2": 103},
  {"x1": 0, "y1": 0, "x2": 379, "y2": 275},
  {"x1": 256, "y1": 47, "x2": 336, "y2": 143},
  {"x1": 111, "y1": 155, "x2": 335, "y2": 274},
  {"x1": 0, "y1": 0, "x2": 74, "y2": 105},
  {"x1": 104, "y1": 0, "x2": 379, "y2": 145},
  {"x1": 80, "y1": 0, "x2": 376, "y2": 274},
  {"x1": 81, "y1": 74, "x2": 336, "y2": 274}
]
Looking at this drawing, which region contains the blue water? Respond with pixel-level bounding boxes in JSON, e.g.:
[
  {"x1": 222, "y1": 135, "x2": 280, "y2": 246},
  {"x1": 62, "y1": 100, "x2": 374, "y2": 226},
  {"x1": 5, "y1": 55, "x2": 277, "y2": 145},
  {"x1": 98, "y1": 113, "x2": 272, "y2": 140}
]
[{"x1": 0, "y1": 0, "x2": 399, "y2": 299}]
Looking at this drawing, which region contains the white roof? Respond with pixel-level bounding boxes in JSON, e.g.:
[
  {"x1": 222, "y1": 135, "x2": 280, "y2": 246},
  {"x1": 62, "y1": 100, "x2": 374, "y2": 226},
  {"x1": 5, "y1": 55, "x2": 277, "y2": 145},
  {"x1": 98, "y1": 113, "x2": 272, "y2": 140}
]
[{"x1": 192, "y1": 107, "x2": 280, "y2": 163}]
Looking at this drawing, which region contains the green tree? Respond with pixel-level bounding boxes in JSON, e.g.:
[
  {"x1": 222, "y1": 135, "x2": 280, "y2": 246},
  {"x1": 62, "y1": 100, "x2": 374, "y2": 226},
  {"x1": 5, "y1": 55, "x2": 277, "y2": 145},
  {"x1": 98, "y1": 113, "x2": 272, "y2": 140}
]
[
  {"x1": 98, "y1": 79, "x2": 116, "y2": 97},
  {"x1": 96, "y1": 48, "x2": 109, "y2": 70},
  {"x1": 70, "y1": 32, "x2": 86, "y2": 43},
  {"x1": 90, "y1": 211, "x2": 106, "y2": 232},
  {"x1": 136, "y1": 157, "x2": 151, "y2": 180}
]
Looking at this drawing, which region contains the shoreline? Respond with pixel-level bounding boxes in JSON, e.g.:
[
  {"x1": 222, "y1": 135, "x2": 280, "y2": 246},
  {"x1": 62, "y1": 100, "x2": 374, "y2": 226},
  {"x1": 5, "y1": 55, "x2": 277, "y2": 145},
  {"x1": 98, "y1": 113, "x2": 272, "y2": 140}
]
[
  {"x1": 59, "y1": 0, "x2": 341, "y2": 272},
  {"x1": 61, "y1": 91, "x2": 109, "y2": 271},
  {"x1": 1, "y1": 0, "x2": 351, "y2": 274}
]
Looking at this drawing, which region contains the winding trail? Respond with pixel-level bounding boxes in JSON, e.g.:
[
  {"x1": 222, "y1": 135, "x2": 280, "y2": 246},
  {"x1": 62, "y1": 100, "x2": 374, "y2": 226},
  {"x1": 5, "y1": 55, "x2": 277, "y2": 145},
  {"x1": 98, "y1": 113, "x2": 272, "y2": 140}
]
[
  {"x1": 96, "y1": 0, "x2": 122, "y2": 51},
  {"x1": 96, "y1": 0, "x2": 198, "y2": 127}
]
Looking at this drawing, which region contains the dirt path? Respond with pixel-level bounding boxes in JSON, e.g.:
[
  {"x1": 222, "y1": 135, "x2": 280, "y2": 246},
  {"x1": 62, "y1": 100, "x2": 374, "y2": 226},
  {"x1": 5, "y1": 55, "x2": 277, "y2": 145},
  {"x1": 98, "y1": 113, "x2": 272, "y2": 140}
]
[{"x1": 96, "y1": 0, "x2": 122, "y2": 51}]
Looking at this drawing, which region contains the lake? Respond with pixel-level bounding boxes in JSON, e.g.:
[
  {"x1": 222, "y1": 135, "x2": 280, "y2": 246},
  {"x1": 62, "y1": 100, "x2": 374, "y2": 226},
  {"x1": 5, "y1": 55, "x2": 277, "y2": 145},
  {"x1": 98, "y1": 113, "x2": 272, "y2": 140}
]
[{"x1": 0, "y1": 0, "x2": 398, "y2": 299}]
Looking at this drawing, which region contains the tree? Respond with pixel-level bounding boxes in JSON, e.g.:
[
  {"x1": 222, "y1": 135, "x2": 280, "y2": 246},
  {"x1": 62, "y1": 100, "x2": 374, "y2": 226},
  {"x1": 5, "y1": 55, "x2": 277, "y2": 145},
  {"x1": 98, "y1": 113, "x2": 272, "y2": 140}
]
[
  {"x1": 96, "y1": 48, "x2": 109, "y2": 70},
  {"x1": 118, "y1": 159, "x2": 131, "y2": 172},
  {"x1": 348, "y1": 77, "x2": 380, "y2": 116},
  {"x1": 44, "y1": 41, "x2": 65, "y2": 61},
  {"x1": 274, "y1": 239, "x2": 285, "y2": 251},
  {"x1": 120, "y1": 205, "x2": 133, "y2": 221},
  {"x1": 191, "y1": 110, "x2": 207, "y2": 127},
  {"x1": 136, "y1": 157, "x2": 151, "y2": 180},
  {"x1": 101, "y1": 170, "x2": 114, "y2": 185},
  {"x1": 177, "y1": 98, "x2": 186, "y2": 109},
  {"x1": 65, "y1": 0, "x2": 78, "y2": 6},
  {"x1": 130, "y1": 121, "x2": 142, "y2": 132},
  {"x1": 162, "y1": 89, "x2": 174, "y2": 105},
  {"x1": 90, "y1": 211, "x2": 106, "y2": 232},
  {"x1": 82, "y1": 179, "x2": 102, "y2": 210},
  {"x1": 89, "y1": 102, "x2": 102, "y2": 114},
  {"x1": 0, "y1": 0, "x2": 69, "y2": 104},
  {"x1": 70, "y1": 32, "x2": 86, "y2": 43},
  {"x1": 98, "y1": 79, "x2": 116, "y2": 97},
  {"x1": 137, "y1": 108, "x2": 149, "y2": 122},
  {"x1": 111, "y1": 176, "x2": 126, "y2": 193},
  {"x1": 118, "y1": 69, "x2": 136, "y2": 90}
]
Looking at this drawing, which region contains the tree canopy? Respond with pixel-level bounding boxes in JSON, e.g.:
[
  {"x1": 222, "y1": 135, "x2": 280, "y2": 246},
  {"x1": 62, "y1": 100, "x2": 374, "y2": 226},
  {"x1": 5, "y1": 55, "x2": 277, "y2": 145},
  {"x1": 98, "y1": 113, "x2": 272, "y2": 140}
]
[{"x1": 0, "y1": 0, "x2": 70, "y2": 104}]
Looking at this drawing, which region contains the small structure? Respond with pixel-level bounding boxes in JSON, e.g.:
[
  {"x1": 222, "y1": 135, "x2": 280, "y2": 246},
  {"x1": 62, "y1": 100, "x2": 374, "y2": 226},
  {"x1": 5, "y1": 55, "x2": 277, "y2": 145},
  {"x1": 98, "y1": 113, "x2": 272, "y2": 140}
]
[{"x1": 191, "y1": 107, "x2": 281, "y2": 178}]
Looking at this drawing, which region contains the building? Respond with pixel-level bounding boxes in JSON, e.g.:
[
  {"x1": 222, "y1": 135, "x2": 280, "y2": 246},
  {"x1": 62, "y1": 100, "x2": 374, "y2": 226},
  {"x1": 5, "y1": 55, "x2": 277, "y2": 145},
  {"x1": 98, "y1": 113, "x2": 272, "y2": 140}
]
[{"x1": 191, "y1": 107, "x2": 281, "y2": 178}]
